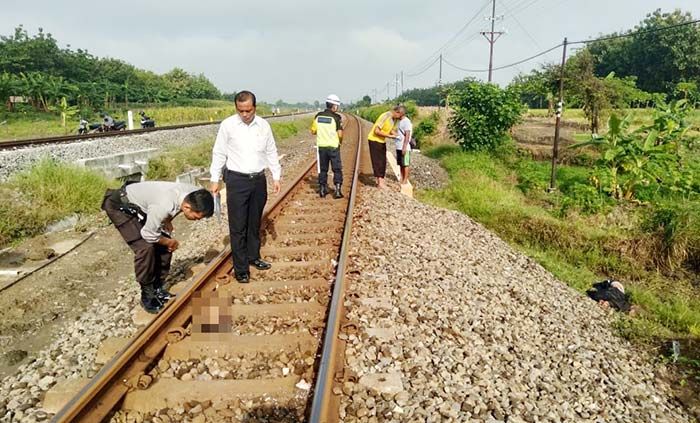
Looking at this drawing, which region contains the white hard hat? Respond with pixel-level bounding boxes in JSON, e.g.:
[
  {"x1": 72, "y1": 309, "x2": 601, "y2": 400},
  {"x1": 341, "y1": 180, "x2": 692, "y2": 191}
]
[{"x1": 326, "y1": 94, "x2": 341, "y2": 106}]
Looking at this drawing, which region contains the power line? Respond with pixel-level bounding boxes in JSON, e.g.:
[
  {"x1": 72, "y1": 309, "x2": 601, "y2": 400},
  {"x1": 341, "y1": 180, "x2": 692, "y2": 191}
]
[
  {"x1": 440, "y1": 18, "x2": 700, "y2": 76},
  {"x1": 405, "y1": 0, "x2": 492, "y2": 74},
  {"x1": 405, "y1": 55, "x2": 441, "y2": 77},
  {"x1": 498, "y1": 0, "x2": 541, "y2": 49},
  {"x1": 443, "y1": 42, "x2": 563, "y2": 73},
  {"x1": 444, "y1": 32, "x2": 482, "y2": 55},
  {"x1": 570, "y1": 18, "x2": 700, "y2": 45}
]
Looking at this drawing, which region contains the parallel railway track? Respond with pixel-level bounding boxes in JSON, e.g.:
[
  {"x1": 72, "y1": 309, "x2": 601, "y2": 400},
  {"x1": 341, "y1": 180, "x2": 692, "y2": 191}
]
[
  {"x1": 51, "y1": 113, "x2": 364, "y2": 423},
  {"x1": 0, "y1": 111, "x2": 311, "y2": 150}
]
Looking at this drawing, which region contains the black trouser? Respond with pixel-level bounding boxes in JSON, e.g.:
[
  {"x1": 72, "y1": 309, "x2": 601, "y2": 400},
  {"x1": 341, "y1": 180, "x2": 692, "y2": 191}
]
[
  {"x1": 224, "y1": 169, "x2": 267, "y2": 275},
  {"x1": 101, "y1": 189, "x2": 172, "y2": 287},
  {"x1": 318, "y1": 146, "x2": 343, "y2": 186},
  {"x1": 368, "y1": 140, "x2": 387, "y2": 177}
]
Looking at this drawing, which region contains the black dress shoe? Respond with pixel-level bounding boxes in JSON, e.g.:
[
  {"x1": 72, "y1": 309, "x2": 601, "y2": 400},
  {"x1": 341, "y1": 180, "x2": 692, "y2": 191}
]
[
  {"x1": 249, "y1": 258, "x2": 272, "y2": 270},
  {"x1": 234, "y1": 272, "x2": 250, "y2": 283}
]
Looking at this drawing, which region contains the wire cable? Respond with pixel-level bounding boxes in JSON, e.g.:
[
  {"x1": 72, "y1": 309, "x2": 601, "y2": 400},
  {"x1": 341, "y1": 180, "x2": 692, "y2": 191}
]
[
  {"x1": 443, "y1": 42, "x2": 563, "y2": 73},
  {"x1": 570, "y1": 18, "x2": 700, "y2": 45},
  {"x1": 405, "y1": 55, "x2": 441, "y2": 77},
  {"x1": 405, "y1": 0, "x2": 492, "y2": 74},
  {"x1": 498, "y1": 0, "x2": 542, "y2": 49}
]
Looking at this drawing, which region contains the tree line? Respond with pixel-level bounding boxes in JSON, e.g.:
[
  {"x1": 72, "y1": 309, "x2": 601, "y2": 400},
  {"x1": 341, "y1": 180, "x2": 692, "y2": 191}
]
[
  {"x1": 0, "y1": 26, "x2": 224, "y2": 113},
  {"x1": 395, "y1": 9, "x2": 698, "y2": 132}
]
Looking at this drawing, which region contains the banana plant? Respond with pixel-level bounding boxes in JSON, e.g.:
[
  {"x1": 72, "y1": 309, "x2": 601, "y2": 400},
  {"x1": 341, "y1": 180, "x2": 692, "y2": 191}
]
[{"x1": 571, "y1": 101, "x2": 690, "y2": 200}]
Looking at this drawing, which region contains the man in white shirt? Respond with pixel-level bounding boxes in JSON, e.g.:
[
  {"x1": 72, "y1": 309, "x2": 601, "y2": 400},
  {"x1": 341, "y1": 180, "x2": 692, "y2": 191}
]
[
  {"x1": 394, "y1": 110, "x2": 413, "y2": 185},
  {"x1": 209, "y1": 91, "x2": 282, "y2": 283}
]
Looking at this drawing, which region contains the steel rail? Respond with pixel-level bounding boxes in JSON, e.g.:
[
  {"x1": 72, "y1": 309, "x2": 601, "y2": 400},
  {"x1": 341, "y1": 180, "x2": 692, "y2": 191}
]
[
  {"x1": 309, "y1": 113, "x2": 363, "y2": 422},
  {"x1": 51, "y1": 113, "x2": 362, "y2": 422},
  {"x1": 0, "y1": 111, "x2": 312, "y2": 150},
  {"x1": 51, "y1": 154, "x2": 317, "y2": 423}
]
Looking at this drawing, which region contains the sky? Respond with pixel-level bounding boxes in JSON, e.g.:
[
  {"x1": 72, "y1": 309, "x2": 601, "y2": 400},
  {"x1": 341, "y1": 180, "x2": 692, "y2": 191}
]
[{"x1": 2, "y1": 0, "x2": 699, "y2": 104}]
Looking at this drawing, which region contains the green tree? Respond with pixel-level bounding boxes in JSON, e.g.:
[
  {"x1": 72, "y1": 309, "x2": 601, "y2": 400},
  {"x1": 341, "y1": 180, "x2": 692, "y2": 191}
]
[
  {"x1": 447, "y1": 80, "x2": 524, "y2": 151},
  {"x1": 588, "y1": 9, "x2": 700, "y2": 96}
]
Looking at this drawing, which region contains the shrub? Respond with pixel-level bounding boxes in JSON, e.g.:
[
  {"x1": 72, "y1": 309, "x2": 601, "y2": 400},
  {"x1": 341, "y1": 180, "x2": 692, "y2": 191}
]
[
  {"x1": 447, "y1": 81, "x2": 524, "y2": 151},
  {"x1": 414, "y1": 111, "x2": 439, "y2": 143},
  {"x1": 0, "y1": 160, "x2": 115, "y2": 246}
]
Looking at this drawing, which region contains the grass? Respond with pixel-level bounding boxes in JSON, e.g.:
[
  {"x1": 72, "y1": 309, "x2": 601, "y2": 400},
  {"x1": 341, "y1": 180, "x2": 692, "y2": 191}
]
[
  {"x1": 147, "y1": 117, "x2": 312, "y2": 181},
  {"x1": 525, "y1": 108, "x2": 700, "y2": 137},
  {"x1": 418, "y1": 142, "x2": 700, "y2": 341},
  {"x1": 0, "y1": 101, "x2": 275, "y2": 141},
  {"x1": 0, "y1": 160, "x2": 117, "y2": 247}
]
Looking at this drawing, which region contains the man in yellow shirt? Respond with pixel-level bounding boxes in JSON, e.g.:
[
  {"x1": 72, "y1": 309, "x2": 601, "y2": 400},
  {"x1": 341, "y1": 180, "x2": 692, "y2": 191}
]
[
  {"x1": 310, "y1": 94, "x2": 344, "y2": 198},
  {"x1": 368, "y1": 105, "x2": 404, "y2": 188}
]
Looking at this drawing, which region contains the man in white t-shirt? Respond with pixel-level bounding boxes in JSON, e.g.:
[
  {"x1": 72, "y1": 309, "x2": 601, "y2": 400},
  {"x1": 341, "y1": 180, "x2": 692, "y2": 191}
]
[{"x1": 394, "y1": 110, "x2": 413, "y2": 185}]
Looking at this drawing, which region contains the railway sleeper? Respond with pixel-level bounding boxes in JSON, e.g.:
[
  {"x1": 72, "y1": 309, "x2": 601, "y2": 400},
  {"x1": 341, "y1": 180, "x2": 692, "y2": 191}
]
[
  {"x1": 273, "y1": 213, "x2": 346, "y2": 225},
  {"x1": 248, "y1": 259, "x2": 334, "y2": 280},
  {"x1": 260, "y1": 245, "x2": 337, "y2": 262},
  {"x1": 268, "y1": 221, "x2": 343, "y2": 235},
  {"x1": 119, "y1": 377, "x2": 302, "y2": 414},
  {"x1": 225, "y1": 278, "x2": 330, "y2": 304},
  {"x1": 165, "y1": 333, "x2": 319, "y2": 360},
  {"x1": 261, "y1": 232, "x2": 340, "y2": 248}
]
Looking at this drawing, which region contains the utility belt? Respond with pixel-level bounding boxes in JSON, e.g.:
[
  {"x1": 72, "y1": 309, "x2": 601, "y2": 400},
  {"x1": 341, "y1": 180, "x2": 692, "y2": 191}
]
[{"x1": 114, "y1": 182, "x2": 147, "y2": 224}]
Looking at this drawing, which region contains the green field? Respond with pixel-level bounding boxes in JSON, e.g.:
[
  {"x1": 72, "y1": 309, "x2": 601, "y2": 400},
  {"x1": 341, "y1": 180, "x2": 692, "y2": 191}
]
[
  {"x1": 526, "y1": 107, "x2": 700, "y2": 130},
  {"x1": 0, "y1": 100, "x2": 274, "y2": 141}
]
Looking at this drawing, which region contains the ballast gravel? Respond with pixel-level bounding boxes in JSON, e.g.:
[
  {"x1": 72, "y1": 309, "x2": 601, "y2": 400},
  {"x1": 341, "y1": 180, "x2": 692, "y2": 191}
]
[
  {"x1": 407, "y1": 150, "x2": 449, "y2": 190},
  {"x1": 0, "y1": 146, "x2": 314, "y2": 422},
  {"x1": 0, "y1": 113, "x2": 312, "y2": 181},
  {"x1": 0, "y1": 125, "x2": 218, "y2": 181},
  {"x1": 339, "y1": 186, "x2": 691, "y2": 422}
]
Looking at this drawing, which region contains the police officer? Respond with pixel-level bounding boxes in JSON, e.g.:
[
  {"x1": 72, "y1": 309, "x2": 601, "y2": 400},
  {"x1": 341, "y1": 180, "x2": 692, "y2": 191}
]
[
  {"x1": 311, "y1": 94, "x2": 344, "y2": 198},
  {"x1": 101, "y1": 181, "x2": 215, "y2": 313}
]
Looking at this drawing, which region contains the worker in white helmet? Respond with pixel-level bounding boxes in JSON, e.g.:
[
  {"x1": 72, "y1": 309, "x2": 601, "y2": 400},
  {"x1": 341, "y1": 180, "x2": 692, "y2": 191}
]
[{"x1": 310, "y1": 94, "x2": 344, "y2": 198}]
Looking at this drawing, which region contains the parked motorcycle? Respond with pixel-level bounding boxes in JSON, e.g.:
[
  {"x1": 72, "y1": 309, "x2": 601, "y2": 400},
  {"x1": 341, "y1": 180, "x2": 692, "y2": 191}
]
[
  {"x1": 100, "y1": 113, "x2": 126, "y2": 132},
  {"x1": 139, "y1": 111, "x2": 155, "y2": 128},
  {"x1": 77, "y1": 118, "x2": 102, "y2": 134}
]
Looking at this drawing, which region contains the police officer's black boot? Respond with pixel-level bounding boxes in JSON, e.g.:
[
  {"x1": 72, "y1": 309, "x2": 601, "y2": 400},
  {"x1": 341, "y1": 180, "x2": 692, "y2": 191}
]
[
  {"x1": 155, "y1": 283, "x2": 175, "y2": 302},
  {"x1": 319, "y1": 184, "x2": 328, "y2": 198},
  {"x1": 333, "y1": 184, "x2": 344, "y2": 199},
  {"x1": 140, "y1": 284, "x2": 164, "y2": 314}
]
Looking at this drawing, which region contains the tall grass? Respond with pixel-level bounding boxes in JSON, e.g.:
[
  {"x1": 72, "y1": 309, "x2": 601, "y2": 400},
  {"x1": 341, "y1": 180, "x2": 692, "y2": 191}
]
[{"x1": 0, "y1": 160, "x2": 115, "y2": 247}]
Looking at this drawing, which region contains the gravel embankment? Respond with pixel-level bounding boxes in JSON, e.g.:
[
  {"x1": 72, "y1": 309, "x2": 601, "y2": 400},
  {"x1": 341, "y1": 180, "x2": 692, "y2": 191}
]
[
  {"x1": 0, "y1": 147, "x2": 314, "y2": 422},
  {"x1": 0, "y1": 113, "x2": 313, "y2": 181},
  {"x1": 409, "y1": 150, "x2": 449, "y2": 190},
  {"x1": 339, "y1": 186, "x2": 691, "y2": 422},
  {"x1": 0, "y1": 126, "x2": 218, "y2": 181}
]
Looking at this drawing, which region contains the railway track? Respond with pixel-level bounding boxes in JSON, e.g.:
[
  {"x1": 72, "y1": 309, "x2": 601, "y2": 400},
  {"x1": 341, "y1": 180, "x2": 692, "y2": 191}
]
[
  {"x1": 50, "y1": 113, "x2": 364, "y2": 423},
  {"x1": 0, "y1": 111, "x2": 311, "y2": 150}
]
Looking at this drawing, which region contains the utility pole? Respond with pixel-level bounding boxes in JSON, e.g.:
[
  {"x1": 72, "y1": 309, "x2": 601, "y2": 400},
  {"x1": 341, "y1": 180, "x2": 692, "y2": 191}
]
[
  {"x1": 371, "y1": 88, "x2": 378, "y2": 104},
  {"x1": 386, "y1": 82, "x2": 390, "y2": 101},
  {"x1": 438, "y1": 54, "x2": 443, "y2": 86},
  {"x1": 549, "y1": 38, "x2": 568, "y2": 191},
  {"x1": 400, "y1": 71, "x2": 404, "y2": 94},
  {"x1": 481, "y1": 0, "x2": 504, "y2": 82},
  {"x1": 395, "y1": 73, "x2": 399, "y2": 98}
]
